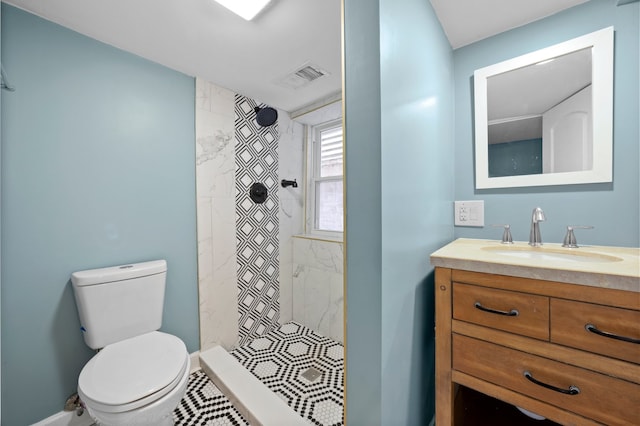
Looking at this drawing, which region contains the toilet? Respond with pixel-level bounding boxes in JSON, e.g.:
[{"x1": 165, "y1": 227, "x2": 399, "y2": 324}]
[{"x1": 71, "y1": 260, "x2": 190, "y2": 426}]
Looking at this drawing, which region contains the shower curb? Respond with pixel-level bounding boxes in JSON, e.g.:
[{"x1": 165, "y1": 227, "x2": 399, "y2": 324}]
[{"x1": 200, "y1": 345, "x2": 308, "y2": 426}]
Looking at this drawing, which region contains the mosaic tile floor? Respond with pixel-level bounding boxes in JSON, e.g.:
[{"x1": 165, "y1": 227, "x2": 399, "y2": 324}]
[{"x1": 174, "y1": 322, "x2": 344, "y2": 426}]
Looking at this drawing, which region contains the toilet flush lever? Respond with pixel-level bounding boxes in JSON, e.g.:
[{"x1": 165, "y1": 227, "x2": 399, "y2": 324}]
[
  {"x1": 491, "y1": 224, "x2": 513, "y2": 244},
  {"x1": 562, "y1": 225, "x2": 594, "y2": 248}
]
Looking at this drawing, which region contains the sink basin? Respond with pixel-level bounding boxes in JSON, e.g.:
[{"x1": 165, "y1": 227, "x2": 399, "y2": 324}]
[{"x1": 482, "y1": 246, "x2": 623, "y2": 263}]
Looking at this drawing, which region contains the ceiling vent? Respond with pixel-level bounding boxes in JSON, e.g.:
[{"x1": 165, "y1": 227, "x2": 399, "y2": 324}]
[
  {"x1": 276, "y1": 62, "x2": 330, "y2": 90},
  {"x1": 295, "y1": 65, "x2": 326, "y2": 81}
]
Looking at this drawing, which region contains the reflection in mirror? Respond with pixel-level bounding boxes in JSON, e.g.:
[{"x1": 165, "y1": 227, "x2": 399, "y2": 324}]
[
  {"x1": 488, "y1": 48, "x2": 592, "y2": 177},
  {"x1": 474, "y1": 27, "x2": 613, "y2": 189}
]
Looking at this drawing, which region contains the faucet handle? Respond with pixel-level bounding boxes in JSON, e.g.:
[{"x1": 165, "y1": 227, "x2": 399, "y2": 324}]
[
  {"x1": 562, "y1": 225, "x2": 594, "y2": 248},
  {"x1": 491, "y1": 224, "x2": 513, "y2": 244}
]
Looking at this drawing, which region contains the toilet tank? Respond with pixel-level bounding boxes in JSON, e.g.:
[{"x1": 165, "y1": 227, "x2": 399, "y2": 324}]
[{"x1": 71, "y1": 260, "x2": 167, "y2": 349}]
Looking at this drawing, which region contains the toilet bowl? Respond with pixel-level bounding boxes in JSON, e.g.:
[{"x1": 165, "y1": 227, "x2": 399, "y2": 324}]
[{"x1": 78, "y1": 331, "x2": 190, "y2": 426}]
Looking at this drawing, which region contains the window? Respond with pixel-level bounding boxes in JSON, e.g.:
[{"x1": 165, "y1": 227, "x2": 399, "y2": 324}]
[{"x1": 306, "y1": 119, "x2": 343, "y2": 237}]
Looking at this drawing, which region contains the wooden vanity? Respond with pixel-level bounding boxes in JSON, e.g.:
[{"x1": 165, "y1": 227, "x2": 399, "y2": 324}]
[{"x1": 431, "y1": 239, "x2": 640, "y2": 426}]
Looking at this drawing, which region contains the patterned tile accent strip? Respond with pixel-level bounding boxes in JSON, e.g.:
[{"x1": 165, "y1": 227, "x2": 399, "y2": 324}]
[
  {"x1": 234, "y1": 94, "x2": 281, "y2": 345},
  {"x1": 174, "y1": 322, "x2": 344, "y2": 426}
]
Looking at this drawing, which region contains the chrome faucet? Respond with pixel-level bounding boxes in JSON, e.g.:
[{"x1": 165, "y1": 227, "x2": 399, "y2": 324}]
[{"x1": 529, "y1": 207, "x2": 546, "y2": 246}]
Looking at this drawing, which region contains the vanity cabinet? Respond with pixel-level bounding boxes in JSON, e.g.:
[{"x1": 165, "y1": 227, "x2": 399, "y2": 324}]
[{"x1": 435, "y1": 268, "x2": 640, "y2": 426}]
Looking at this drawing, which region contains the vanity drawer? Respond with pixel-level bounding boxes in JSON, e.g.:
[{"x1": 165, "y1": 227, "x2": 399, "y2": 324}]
[
  {"x1": 551, "y1": 299, "x2": 640, "y2": 365},
  {"x1": 453, "y1": 334, "x2": 640, "y2": 426},
  {"x1": 453, "y1": 283, "x2": 549, "y2": 340}
]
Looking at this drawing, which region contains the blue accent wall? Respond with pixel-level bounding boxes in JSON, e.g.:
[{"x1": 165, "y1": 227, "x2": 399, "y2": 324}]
[
  {"x1": 344, "y1": 0, "x2": 454, "y2": 423},
  {"x1": 1, "y1": 5, "x2": 198, "y2": 425},
  {"x1": 453, "y1": 0, "x2": 640, "y2": 246},
  {"x1": 344, "y1": 0, "x2": 383, "y2": 423},
  {"x1": 379, "y1": 0, "x2": 454, "y2": 423}
]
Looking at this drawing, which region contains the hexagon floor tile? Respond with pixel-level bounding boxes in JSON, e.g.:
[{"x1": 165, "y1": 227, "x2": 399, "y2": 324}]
[{"x1": 174, "y1": 322, "x2": 344, "y2": 426}]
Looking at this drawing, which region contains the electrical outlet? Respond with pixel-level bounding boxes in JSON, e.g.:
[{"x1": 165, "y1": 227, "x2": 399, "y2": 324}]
[{"x1": 454, "y1": 201, "x2": 484, "y2": 227}]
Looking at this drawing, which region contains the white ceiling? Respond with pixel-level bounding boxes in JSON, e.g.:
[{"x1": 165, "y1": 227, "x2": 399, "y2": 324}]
[
  {"x1": 3, "y1": 0, "x2": 588, "y2": 113},
  {"x1": 429, "y1": 0, "x2": 588, "y2": 49}
]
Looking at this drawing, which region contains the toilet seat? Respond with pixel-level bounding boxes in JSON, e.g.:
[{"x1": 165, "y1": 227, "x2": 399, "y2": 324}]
[{"x1": 78, "y1": 331, "x2": 188, "y2": 414}]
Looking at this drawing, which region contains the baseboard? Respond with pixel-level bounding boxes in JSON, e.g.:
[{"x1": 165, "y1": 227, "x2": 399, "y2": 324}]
[
  {"x1": 190, "y1": 350, "x2": 201, "y2": 373},
  {"x1": 31, "y1": 409, "x2": 94, "y2": 426}
]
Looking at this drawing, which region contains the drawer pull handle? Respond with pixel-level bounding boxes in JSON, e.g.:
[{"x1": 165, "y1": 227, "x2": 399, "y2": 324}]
[
  {"x1": 474, "y1": 302, "x2": 519, "y2": 317},
  {"x1": 524, "y1": 371, "x2": 580, "y2": 395},
  {"x1": 585, "y1": 324, "x2": 640, "y2": 344}
]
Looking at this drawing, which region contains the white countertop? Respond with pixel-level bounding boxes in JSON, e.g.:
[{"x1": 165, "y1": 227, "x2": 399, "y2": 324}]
[{"x1": 430, "y1": 238, "x2": 640, "y2": 293}]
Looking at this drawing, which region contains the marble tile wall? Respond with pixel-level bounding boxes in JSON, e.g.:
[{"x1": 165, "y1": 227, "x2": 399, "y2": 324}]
[
  {"x1": 195, "y1": 79, "x2": 239, "y2": 351},
  {"x1": 292, "y1": 236, "x2": 344, "y2": 343},
  {"x1": 277, "y1": 113, "x2": 305, "y2": 325}
]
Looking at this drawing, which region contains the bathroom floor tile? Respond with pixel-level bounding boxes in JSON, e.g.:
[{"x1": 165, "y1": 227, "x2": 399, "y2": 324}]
[
  {"x1": 173, "y1": 370, "x2": 249, "y2": 426},
  {"x1": 174, "y1": 322, "x2": 344, "y2": 426}
]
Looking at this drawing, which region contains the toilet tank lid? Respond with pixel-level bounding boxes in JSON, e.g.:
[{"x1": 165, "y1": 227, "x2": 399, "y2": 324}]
[{"x1": 71, "y1": 260, "x2": 167, "y2": 287}]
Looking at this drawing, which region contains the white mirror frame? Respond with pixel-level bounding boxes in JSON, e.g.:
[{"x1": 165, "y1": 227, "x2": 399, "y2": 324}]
[{"x1": 474, "y1": 27, "x2": 614, "y2": 189}]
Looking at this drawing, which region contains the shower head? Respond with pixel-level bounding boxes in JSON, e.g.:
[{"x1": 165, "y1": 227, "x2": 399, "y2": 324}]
[{"x1": 254, "y1": 106, "x2": 278, "y2": 127}]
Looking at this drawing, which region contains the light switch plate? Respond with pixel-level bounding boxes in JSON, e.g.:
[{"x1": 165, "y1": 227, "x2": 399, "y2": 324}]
[{"x1": 454, "y1": 200, "x2": 484, "y2": 227}]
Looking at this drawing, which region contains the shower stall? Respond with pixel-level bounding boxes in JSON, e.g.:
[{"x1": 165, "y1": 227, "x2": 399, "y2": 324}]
[{"x1": 193, "y1": 78, "x2": 344, "y2": 424}]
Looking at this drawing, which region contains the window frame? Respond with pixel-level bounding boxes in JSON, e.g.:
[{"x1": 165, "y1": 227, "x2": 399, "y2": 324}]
[{"x1": 305, "y1": 118, "x2": 344, "y2": 240}]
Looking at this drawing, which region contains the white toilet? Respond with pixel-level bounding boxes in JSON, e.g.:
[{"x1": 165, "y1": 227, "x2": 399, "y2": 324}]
[{"x1": 71, "y1": 260, "x2": 190, "y2": 426}]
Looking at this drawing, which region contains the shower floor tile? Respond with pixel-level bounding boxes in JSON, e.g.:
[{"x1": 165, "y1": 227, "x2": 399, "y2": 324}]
[{"x1": 174, "y1": 322, "x2": 344, "y2": 426}]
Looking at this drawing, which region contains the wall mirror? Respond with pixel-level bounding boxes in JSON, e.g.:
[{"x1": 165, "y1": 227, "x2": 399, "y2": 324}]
[{"x1": 474, "y1": 27, "x2": 614, "y2": 189}]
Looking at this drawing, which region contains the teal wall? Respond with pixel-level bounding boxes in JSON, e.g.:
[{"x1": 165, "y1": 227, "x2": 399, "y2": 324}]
[
  {"x1": 344, "y1": 0, "x2": 383, "y2": 422},
  {"x1": 453, "y1": 0, "x2": 640, "y2": 246},
  {"x1": 1, "y1": 5, "x2": 198, "y2": 425},
  {"x1": 379, "y1": 0, "x2": 454, "y2": 423},
  {"x1": 344, "y1": 0, "x2": 454, "y2": 423}
]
